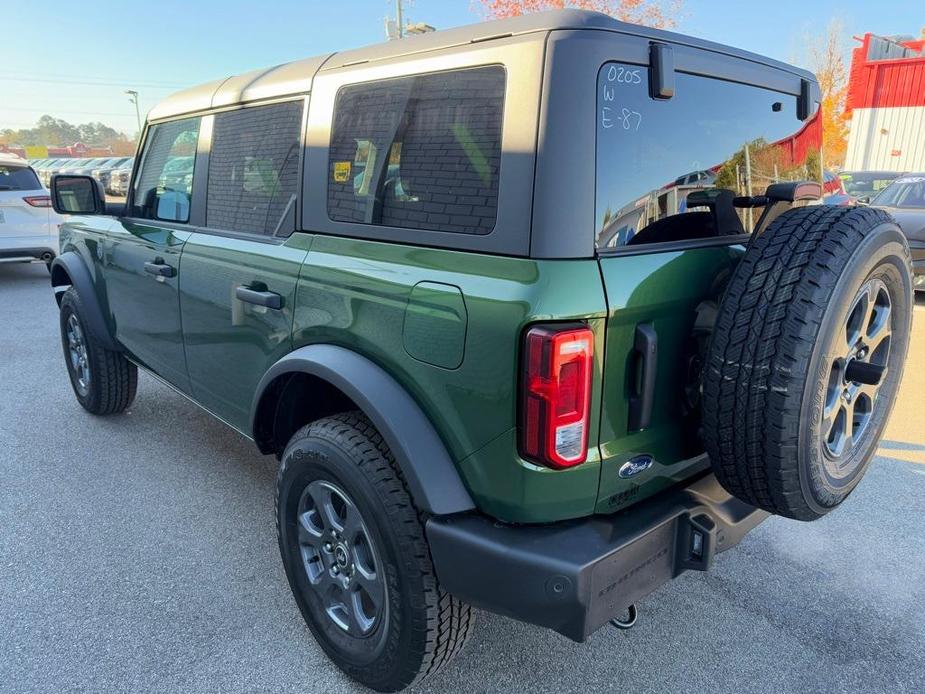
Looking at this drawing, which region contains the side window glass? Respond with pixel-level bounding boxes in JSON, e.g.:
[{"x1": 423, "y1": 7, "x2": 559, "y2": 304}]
[
  {"x1": 206, "y1": 101, "x2": 303, "y2": 236},
  {"x1": 131, "y1": 117, "x2": 200, "y2": 223},
  {"x1": 327, "y1": 66, "x2": 505, "y2": 235}
]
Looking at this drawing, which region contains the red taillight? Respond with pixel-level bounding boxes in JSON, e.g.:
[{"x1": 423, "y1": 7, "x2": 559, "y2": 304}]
[
  {"x1": 23, "y1": 195, "x2": 52, "y2": 208},
  {"x1": 520, "y1": 324, "x2": 594, "y2": 469}
]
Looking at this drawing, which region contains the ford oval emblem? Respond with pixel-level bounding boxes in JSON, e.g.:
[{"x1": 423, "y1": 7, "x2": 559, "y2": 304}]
[{"x1": 619, "y1": 455, "x2": 653, "y2": 479}]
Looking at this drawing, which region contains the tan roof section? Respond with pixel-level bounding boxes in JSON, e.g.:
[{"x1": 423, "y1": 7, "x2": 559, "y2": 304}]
[
  {"x1": 146, "y1": 10, "x2": 618, "y2": 122},
  {"x1": 147, "y1": 55, "x2": 332, "y2": 121}
]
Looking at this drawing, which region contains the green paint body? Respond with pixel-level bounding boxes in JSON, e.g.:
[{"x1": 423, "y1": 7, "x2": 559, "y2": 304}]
[{"x1": 60, "y1": 217, "x2": 742, "y2": 523}]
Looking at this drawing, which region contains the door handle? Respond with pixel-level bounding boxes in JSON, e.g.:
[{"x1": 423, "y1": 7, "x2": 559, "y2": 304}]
[
  {"x1": 236, "y1": 285, "x2": 284, "y2": 310},
  {"x1": 628, "y1": 323, "x2": 658, "y2": 432},
  {"x1": 144, "y1": 259, "x2": 175, "y2": 278}
]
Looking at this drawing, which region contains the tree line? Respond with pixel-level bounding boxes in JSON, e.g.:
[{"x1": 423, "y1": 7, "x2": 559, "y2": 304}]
[{"x1": 0, "y1": 115, "x2": 136, "y2": 154}]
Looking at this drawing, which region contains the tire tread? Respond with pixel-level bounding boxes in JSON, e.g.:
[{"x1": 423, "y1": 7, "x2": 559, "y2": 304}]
[
  {"x1": 276, "y1": 412, "x2": 473, "y2": 691},
  {"x1": 702, "y1": 206, "x2": 909, "y2": 519}
]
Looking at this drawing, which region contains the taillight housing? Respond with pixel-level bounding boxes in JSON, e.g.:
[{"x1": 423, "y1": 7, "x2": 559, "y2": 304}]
[
  {"x1": 520, "y1": 324, "x2": 594, "y2": 469},
  {"x1": 23, "y1": 195, "x2": 52, "y2": 208}
]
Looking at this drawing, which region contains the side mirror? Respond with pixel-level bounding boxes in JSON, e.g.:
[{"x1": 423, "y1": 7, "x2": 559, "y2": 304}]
[
  {"x1": 51, "y1": 174, "x2": 106, "y2": 215},
  {"x1": 857, "y1": 196, "x2": 871, "y2": 206}
]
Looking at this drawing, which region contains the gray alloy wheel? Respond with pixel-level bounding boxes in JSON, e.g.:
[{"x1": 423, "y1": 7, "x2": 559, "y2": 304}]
[
  {"x1": 296, "y1": 479, "x2": 386, "y2": 637},
  {"x1": 65, "y1": 312, "x2": 91, "y2": 397},
  {"x1": 822, "y1": 278, "x2": 892, "y2": 473},
  {"x1": 276, "y1": 412, "x2": 474, "y2": 692}
]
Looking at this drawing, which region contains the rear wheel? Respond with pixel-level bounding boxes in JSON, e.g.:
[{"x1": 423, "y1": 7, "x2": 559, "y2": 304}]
[
  {"x1": 703, "y1": 206, "x2": 913, "y2": 520},
  {"x1": 59, "y1": 288, "x2": 137, "y2": 415},
  {"x1": 276, "y1": 412, "x2": 473, "y2": 692}
]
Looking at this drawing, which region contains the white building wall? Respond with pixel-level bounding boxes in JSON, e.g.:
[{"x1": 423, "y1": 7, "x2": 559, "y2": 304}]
[{"x1": 845, "y1": 106, "x2": 925, "y2": 172}]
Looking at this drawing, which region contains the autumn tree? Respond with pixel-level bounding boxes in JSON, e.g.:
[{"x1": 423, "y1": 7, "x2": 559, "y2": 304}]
[
  {"x1": 474, "y1": 0, "x2": 682, "y2": 29},
  {"x1": 804, "y1": 20, "x2": 850, "y2": 170}
]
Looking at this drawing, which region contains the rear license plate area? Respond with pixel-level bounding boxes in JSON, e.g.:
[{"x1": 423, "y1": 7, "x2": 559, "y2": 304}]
[{"x1": 588, "y1": 520, "x2": 677, "y2": 633}]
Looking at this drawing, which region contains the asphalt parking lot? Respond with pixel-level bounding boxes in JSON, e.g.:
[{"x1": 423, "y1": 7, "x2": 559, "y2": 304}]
[{"x1": 1, "y1": 261, "x2": 923, "y2": 694}]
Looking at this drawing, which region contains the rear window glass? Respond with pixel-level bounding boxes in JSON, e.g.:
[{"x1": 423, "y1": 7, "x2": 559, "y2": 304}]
[
  {"x1": 0, "y1": 165, "x2": 41, "y2": 191},
  {"x1": 327, "y1": 66, "x2": 505, "y2": 235},
  {"x1": 596, "y1": 64, "x2": 821, "y2": 249}
]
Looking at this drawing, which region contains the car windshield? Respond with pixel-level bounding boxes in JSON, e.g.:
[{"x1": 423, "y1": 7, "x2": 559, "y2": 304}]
[
  {"x1": 871, "y1": 176, "x2": 925, "y2": 209},
  {"x1": 839, "y1": 171, "x2": 898, "y2": 197},
  {"x1": 0, "y1": 164, "x2": 42, "y2": 191}
]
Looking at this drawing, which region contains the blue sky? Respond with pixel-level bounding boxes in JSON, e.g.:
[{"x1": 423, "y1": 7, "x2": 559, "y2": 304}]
[{"x1": 2, "y1": 0, "x2": 922, "y2": 137}]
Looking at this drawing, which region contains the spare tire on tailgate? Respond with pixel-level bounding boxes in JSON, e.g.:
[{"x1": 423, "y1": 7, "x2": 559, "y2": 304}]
[{"x1": 703, "y1": 206, "x2": 913, "y2": 521}]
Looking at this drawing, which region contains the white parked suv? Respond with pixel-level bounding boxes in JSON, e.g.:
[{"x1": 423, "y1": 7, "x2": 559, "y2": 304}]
[{"x1": 0, "y1": 153, "x2": 64, "y2": 270}]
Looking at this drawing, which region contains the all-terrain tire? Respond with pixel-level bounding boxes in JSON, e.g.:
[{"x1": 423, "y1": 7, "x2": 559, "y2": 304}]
[
  {"x1": 59, "y1": 288, "x2": 137, "y2": 415},
  {"x1": 703, "y1": 206, "x2": 913, "y2": 520},
  {"x1": 276, "y1": 412, "x2": 474, "y2": 692}
]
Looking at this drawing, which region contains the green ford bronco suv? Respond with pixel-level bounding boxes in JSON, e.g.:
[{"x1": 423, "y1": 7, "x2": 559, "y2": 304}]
[{"x1": 49, "y1": 10, "x2": 913, "y2": 692}]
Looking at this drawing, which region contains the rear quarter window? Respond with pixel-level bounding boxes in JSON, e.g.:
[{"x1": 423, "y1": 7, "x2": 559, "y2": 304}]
[
  {"x1": 0, "y1": 165, "x2": 41, "y2": 191},
  {"x1": 327, "y1": 65, "x2": 505, "y2": 235}
]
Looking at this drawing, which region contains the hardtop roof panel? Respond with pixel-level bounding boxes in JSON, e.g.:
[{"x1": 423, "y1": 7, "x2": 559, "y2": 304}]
[{"x1": 147, "y1": 9, "x2": 815, "y2": 122}]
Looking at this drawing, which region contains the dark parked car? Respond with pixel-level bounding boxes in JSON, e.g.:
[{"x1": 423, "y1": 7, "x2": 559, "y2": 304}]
[
  {"x1": 48, "y1": 9, "x2": 914, "y2": 692},
  {"x1": 871, "y1": 174, "x2": 925, "y2": 291},
  {"x1": 841, "y1": 170, "x2": 901, "y2": 203}
]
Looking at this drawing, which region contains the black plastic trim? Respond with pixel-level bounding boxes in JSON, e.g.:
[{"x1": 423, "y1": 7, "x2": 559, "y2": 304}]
[
  {"x1": 628, "y1": 323, "x2": 657, "y2": 431},
  {"x1": 596, "y1": 233, "x2": 750, "y2": 258},
  {"x1": 49, "y1": 252, "x2": 120, "y2": 351},
  {"x1": 426, "y1": 472, "x2": 768, "y2": 642},
  {"x1": 251, "y1": 344, "x2": 475, "y2": 515},
  {"x1": 236, "y1": 286, "x2": 284, "y2": 309},
  {"x1": 798, "y1": 78, "x2": 812, "y2": 121},
  {"x1": 648, "y1": 42, "x2": 675, "y2": 99}
]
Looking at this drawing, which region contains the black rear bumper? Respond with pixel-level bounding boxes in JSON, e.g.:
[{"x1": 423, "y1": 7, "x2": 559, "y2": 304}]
[{"x1": 426, "y1": 473, "x2": 767, "y2": 642}]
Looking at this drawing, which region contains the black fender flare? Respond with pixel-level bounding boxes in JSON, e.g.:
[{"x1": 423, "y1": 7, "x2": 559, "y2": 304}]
[
  {"x1": 252, "y1": 344, "x2": 476, "y2": 516},
  {"x1": 50, "y1": 252, "x2": 120, "y2": 352}
]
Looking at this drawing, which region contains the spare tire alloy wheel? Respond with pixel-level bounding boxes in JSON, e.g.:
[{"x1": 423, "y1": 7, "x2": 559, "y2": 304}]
[
  {"x1": 822, "y1": 279, "x2": 892, "y2": 468},
  {"x1": 296, "y1": 480, "x2": 385, "y2": 637},
  {"x1": 704, "y1": 207, "x2": 913, "y2": 521}
]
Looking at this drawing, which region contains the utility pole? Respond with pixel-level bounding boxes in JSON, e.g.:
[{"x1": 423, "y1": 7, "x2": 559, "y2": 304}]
[
  {"x1": 396, "y1": 0, "x2": 403, "y2": 38},
  {"x1": 125, "y1": 90, "x2": 141, "y2": 137}
]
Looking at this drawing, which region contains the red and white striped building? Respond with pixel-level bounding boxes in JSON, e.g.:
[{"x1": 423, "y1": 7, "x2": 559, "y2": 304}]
[{"x1": 844, "y1": 32, "x2": 925, "y2": 172}]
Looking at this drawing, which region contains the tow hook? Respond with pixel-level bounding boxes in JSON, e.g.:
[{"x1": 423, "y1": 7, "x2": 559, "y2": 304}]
[{"x1": 610, "y1": 604, "x2": 638, "y2": 630}]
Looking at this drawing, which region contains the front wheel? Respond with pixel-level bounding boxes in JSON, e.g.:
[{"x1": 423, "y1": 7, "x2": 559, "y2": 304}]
[
  {"x1": 276, "y1": 412, "x2": 473, "y2": 692},
  {"x1": 59, "y1": 288, "x2": 137, "y2": 415}
]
